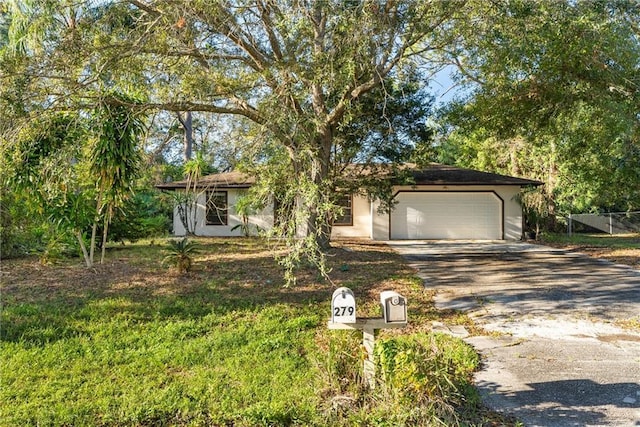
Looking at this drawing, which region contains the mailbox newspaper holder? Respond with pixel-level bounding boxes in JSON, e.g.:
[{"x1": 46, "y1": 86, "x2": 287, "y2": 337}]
[{"x1": 379, "y1": 291, "x2": 407, "y2": 323}]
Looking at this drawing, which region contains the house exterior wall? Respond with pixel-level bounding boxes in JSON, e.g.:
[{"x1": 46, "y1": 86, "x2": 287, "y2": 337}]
[
  {"x1": 330, "y1": 195, "x2": 371, "y2": 238},
  {"x1": 371, "y1": 198, "x2": 389, "y2": 240},
  {"x1": 500, "y1": 186, "x2": 524, "y2": 240},
  {"x1": 172, "y1": 185, "x2": 524, "y2": 241},
  {"x1": 370, "y1": 185, "x2": 523, "y2": 241},
  {"x1": 173, "y1": 189, "x2": 273, "y2": 237}
]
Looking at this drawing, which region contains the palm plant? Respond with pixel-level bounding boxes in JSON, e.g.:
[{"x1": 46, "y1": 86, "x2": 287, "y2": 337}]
[{"x1": 162, "y1": 237, "x2": 199, "y2": 274}]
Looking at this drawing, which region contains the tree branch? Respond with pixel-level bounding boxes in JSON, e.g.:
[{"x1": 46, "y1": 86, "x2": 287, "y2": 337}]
[
  {"x1": 127, "y1": 0, "x2": 161, "y2": 16},
  {"x1": 444, "y1": 52, "x2": 485, "y2": 86},
  {"x1": 257, "y1": 0, "x2": 283, "y2": 61}
]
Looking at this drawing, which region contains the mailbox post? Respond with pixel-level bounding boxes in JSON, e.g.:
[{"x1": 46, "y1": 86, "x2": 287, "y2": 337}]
[{"x1": 327, "y1": 287, "x2": 407, "y2": 388}]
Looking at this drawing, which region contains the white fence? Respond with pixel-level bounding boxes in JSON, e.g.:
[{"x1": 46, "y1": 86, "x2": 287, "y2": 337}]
[{"x1": 567, "y1": 211, "x2": 640, "y2": 235}]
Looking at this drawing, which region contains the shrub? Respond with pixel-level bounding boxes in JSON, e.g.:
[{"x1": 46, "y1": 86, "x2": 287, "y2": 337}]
[
  {"x1": 316, "y1": 331, "x2": 482, "y2": 426},
  {"x1": 374, "y1": 333, "x2": 480, "y2": 424},
  {"x1": 162, "y1": 237, "x2": 198, "y2": 273},
  {"x1": 107, "y1": 190, "x2": 172, "y2": 242},
  {"x1": 0, "y1": 190, "x2": 43, "y2": 258},
  {"x1": 375, "y1": 333, "x2": 479, "y2": 403}
]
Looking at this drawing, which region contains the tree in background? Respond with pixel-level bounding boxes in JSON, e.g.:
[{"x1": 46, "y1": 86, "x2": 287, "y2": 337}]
[
  {"x1": 437, "y1": 0, "x2": 640, "y2": 227},
  {"x1": 330, "y1": 74, "x2": 436, "y2": 212},
  {"x1": 5, "y1": 0, "x2": 638, "y2": 274},
  {"x1": 1, "y1": 113, "x2": 96, "y2": 264},
  {"x1": 0, "y1": 2, "x2": 163, "y2": 262}
]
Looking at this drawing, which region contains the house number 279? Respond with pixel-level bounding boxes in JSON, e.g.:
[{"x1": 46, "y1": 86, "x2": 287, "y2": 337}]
[{"x1": 334, "y1": 306, "x2": 355, "y2": 316}]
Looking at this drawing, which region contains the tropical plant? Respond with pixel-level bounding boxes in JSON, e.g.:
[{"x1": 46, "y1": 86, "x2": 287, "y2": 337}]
[
  {"x1": 1, "y1": 112, "x2": 97, "y2": 265},
  {"x1": 172, "y1": 151, "x2": 213, "y2": 236},
  {"x1": 230, "y1": 194, "x2": 262, "y2": 237},
  {"x1": 90, "y1": 92, "x2": 146, "y2": 264},
  {"x1": 162, "y1": 237, "x2": 198, "y2": 274}
]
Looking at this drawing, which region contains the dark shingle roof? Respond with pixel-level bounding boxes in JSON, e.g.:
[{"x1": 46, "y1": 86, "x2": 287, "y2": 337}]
[
  {"x1": 155, "y1": 171, "x2": 254, "y2": 190},
  {"x1": 155, "y1": 164, "x2": 542, "y2": 190},
  {"x1": 406, "y1": 164, "x2": 543, "y2": 186}
]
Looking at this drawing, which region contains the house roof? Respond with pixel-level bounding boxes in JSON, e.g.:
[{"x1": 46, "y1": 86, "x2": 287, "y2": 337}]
[
  {"x1": 403, "y1": 164, "x2": 543, "y2": 186},
  {"x1": 155, "y1": 170, "x2": 255, "y2": 190},
  {"x1": 155, "y1": 164, "x2": 542, "y2": 190}
]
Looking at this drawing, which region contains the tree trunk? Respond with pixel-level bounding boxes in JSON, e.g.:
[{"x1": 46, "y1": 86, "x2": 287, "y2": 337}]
[
  {"x1": 100, "y1": 204, "x2": 112, "y2": 264},
  {"x1": 317, "y1": 220, "x2": 332, "y2": 251},
  {"x1": 307, "y1": 131, "x2": 334, "y2": 252},
  {"x1": 76, "y1": 231, "x2": 92, "y2": 268},
  {"x1": 305, "y1": 207, "x2": 332, "y2": 251},
  {"x1": 89, "y1": 221, "x2": 98, "y2": 267},
  {"x1": 89, "y1": 190, "x2": 104, "y2": 267},
  {"x1": 188, "y1": 195, "x2": 198, "y2": 235},
  {"x1": 546, "y1": 142, "x2": 558, "y2": 230},
  {"x1": 177, "y1": 111, "x2": 193, "y2": 162}
]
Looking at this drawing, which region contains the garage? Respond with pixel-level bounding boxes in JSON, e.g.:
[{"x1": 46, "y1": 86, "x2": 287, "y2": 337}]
[{"x1": 390, "y1": 191, "x2": 503, "y2": 240}]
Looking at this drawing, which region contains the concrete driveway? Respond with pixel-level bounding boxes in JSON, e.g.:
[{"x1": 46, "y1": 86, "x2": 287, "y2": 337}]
[{"x1": 390, "y1": 241, "x2": 640, "y2": 427}]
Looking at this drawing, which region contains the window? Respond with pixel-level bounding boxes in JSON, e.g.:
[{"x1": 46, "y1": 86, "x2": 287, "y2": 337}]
[
  {"x1": 334, "y1": 195, "x2": 353, "y2": 226},
  {"x1": 206, "y1": 191, "x2": 228, "y2": 225}
]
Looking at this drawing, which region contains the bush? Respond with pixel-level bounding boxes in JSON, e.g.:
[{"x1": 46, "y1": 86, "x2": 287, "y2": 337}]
[
  {"x1": 0, "y1": 190, "x2": 39, "y2": 258},
  {"x1": 375, "y1": 333, "x2": 479, "y2": 403},
  {"x1": 0, "y1": 192, "x2": 79, "y2": 261},
  {"x1": 373, "y1": 333, "x2": 480, "y2": 425},
  {"x1": 316, "y1": 331, "x2": 482, "y2": 426},
  {"x1": 107, "y1": 190, "x2": 172, "y2": 243},
  {"x1": 162, "y1": 237, "x2": 199, "y2": 273}
]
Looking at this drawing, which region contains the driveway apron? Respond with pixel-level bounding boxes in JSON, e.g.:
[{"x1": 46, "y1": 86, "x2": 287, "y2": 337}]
[{"x1": 390, "y1": 241, "x2": 640, "y2": 427}]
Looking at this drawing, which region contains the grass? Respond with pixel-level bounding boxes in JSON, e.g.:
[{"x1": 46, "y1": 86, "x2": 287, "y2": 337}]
[
  {"x1": 540, "y1": 232, "x2": 640, "y2": 249},
  {"x1": 1, "y1": 238, "x2": 511, "y2": 426},
  {"x1": 540, "y1": 232, "x2": 640, "y2": 269}
]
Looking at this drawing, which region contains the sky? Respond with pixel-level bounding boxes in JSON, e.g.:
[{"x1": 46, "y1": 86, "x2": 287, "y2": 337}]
[{"x1": 429, "y1": 65, "x2": 472, "y2": 107}]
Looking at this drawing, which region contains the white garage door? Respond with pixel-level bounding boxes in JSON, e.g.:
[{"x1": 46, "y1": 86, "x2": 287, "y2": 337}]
[{"x1": 391, "y1": 192, "x2": 503, "y2": 240}]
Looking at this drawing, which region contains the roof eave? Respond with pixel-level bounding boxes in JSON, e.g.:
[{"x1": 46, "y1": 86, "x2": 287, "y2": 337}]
[{"x1": 155, "y1": 183, "x2": 253, "y2": 191}]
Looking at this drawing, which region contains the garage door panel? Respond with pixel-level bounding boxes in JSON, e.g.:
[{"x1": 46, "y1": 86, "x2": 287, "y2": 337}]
[{"x1": 391, "y1": 192, "x2": 502, "y2": 240}]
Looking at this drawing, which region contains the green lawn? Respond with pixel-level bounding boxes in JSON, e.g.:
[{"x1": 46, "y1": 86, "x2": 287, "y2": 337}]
[
  {"x1": 541, "y1": 232, "x2": 640, "y2": 249},
  {"x1": 1, "y1": 238, "x2": 509, "y2": 426}
]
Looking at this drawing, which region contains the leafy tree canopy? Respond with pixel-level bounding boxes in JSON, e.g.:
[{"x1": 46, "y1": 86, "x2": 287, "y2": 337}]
[
  {"x1": 1, "y1": 0, "x2": 447, "y2": 280},
  {"x1": 438, "y1": 0, "x2": 640, "y2": 217}
]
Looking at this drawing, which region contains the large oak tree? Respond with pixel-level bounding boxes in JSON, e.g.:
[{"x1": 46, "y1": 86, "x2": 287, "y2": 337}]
[{"x1": 2, "y1": 1, "x2": 455, "y2": 271}]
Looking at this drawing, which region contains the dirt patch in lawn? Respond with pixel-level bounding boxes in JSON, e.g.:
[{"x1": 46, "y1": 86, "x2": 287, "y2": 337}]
[
  {"x1": 1, "y1": 237, "x2": 477, "y2": 335},
  {"x1": 1, "y1": 238, "x2": 434, "y2": 321},
  {"x1": 578, "y1": 247, "x2": 640, "y2": 269}
]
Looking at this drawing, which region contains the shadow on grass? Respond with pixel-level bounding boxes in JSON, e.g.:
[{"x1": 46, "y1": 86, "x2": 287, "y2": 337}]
[{"x1": 1, "y1": 238, "x2": 435, "y2": 346}]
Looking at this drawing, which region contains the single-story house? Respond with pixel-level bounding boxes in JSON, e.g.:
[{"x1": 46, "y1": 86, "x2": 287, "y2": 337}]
[{"x1": 156, "y1": 164, "x2": 542, "y2": 241}]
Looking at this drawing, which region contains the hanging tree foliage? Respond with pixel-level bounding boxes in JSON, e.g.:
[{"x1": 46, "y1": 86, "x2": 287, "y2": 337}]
[
  {"x1": 2, "y1": 0, "x2": 456, "y2": 281},
  {"x1": 90, "y1": 92, "x2": 146, "y2": 264}
]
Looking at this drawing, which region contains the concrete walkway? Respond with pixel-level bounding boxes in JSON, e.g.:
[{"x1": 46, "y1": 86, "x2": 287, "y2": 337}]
[{"x1": 390, "y1": 241, "x2": 640, "y2": 427}]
